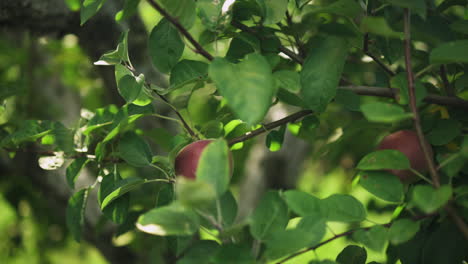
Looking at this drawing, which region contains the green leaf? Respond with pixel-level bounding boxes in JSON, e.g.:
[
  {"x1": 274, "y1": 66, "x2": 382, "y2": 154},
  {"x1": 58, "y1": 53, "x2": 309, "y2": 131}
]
[
  {"x1": 352, "y1": 225, "x2": 388, "y2": 252},
  {"x1": 336, "y1": 245, "x2": 367, "y2": 264},
  {"x1": 283, "y1": 190, "x2": 323, "y2": 217},
  {"x1": 115, "y1": 0, "x2": 140, "y2": 21},
  {"x1": 300, "y1": 36, "x2": 348, "y2": 112},
  {"x1": 196, "y1": 139, "x2": 231, "y2": 196},
  {"x1": 359, "y1": 171, "x2": 404, "y2": 203},
  {"x1": 450, "y1": 20, "x2": 468, "y2": 35},
  {"x1": 209, "y1": 53, "x2": 275, "y2": 125},
  {"x1": 426, "y1": 119, "x2": 461, "y2": 146},
  {"x1": 66, "y1": 157, "x2": 89, "y2": 189},
  {"x1": 118, "y1": 131, "x2": 153, "y2": 167},
  {"x1": 83, "y1": 105, "x2": 119, "y2": 135},
  {"x1": 1, "y1": 120, "x2": 52, "y2": 147},
  {"x1": 158, "y1": 0, "x2": 196, "y2": 29},
  {"x1": 115, "y1": 72, "x2": 145, "y2": 103},
  {"x1": 100, "y1": 177, "x2": 146, "y2": 210},
  {"x1": 388, "y1": 219, "x2": 420, "y2": 245},
  {"x1": 357, "y1": 150, "x2": 411, "y2": 171},
  {"x1": 360, "y1": 16, "x2": 404, "y2": 39},
  {"x1": 170, "y1": 60, "x2": 208, "y2": 88},
  {"x1": 177, "y1": 240, "x2": 219, "y2": 264},
  {"x1": 360, "y1": 102, "x2": 413, "y2": 123},
  {"x1": 197, "y1": 0, "x2": 229, "y2": 30},
  {"x1": 430, "y1": 40, "x2": 468, "y2": 64},
  {"x1": 265, "y1": 125, "x2": 286, "y2": 152},
  {"x1": 461, "y1": 136, "x2": 468, "y2": 158},
  {"x1": 265, "y1": 216, "x2": 326, "y2": 260},
  {"x1": 411, "y1": 185, "x2": 452, "y2": 213},
  {"x1": 305, "y1": 0, "x2": 362, "y2": 17},
  {"x1": 321, "y1": 194, "x2": 366, "y2": 222},
  {"x1": 149, "y1": 19, "x2": 185, "y2": 73},
  {"x1": 176, "y1": 177, "x2": 217, "y2": 209},
  {"x1": 81, "y1": 0, "x2": 106, "y2": 25},
  {"x1": 386, "y1": 0, "x2": 426, "y2": 19},
  {"x1": 212, "y1": 244, "x2": 255, "y2": 264},
  {"x1": 256, "y1": 0, "x2": 288, "y2": 25},
  {"x1": 95, "y1": 31, "x2": 130, "y2": 65},
  {"x1": 250, "y1": 191, "x2": 289, "y2": 241},
  {"x1": 136, "y1": 203, "x2": 199, "y2": 236},
  {"x1": 274, "y1": 70, "x2": 301, "y2": 93},
  {"x1": 98, "y1": 172, "x2": 129, "y2": 224},
  {"x1": 66, "y1": 188, "x2": 90, "y2": 241},
  {"x1": 335, "y1": 89, "x2": 361, "y2": 112}
]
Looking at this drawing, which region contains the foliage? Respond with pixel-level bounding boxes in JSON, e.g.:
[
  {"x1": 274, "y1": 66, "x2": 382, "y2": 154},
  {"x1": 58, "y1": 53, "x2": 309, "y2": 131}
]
[{"x1": 1, "y1": 0, "x2": 468, "y2": 263}]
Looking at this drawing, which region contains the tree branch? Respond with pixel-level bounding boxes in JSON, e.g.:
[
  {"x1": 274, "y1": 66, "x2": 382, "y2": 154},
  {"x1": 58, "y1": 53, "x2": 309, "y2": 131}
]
[
  {"x1": 363, "y1": 34, "x2": 396, "y2": 77},
  {"x1": 230, "y1": 20, "x2": 304, "y2": 65},
  {"x1": 339, "y1": 86, "x2": 468, "y2": 110},
  {"x1": 404, "y1": 9, "x2": 468, "y2": 241},
  {"x1": 145, "y1": 0, "x2": 214, "y2": 61},
  {"x1": 228, "y1": 110, "x2": 313, "y2": 146}
]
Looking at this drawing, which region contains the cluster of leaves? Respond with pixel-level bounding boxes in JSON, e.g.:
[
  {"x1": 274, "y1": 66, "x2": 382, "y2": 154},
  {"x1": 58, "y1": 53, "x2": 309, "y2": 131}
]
[{"x1": 2, "y1": 0, "x2": 468, "y2": 263}]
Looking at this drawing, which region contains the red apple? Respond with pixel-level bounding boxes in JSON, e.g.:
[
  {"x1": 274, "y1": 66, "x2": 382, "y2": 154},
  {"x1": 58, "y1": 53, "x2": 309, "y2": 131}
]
[
  {"x1": 174, "y1": 140, "x2": 233, "y2": 180},
  {"x1": 377, "y1": 130, "x2": 433, "y2": 183}
]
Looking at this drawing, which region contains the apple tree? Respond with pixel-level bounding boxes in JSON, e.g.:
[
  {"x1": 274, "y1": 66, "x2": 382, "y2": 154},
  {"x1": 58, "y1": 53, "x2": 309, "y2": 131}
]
[{"x1": 1, "y1": 0, "x2": 468, "y2": 263}]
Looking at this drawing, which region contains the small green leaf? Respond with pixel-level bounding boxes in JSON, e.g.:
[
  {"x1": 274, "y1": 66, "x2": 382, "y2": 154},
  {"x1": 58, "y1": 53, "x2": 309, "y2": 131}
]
[
  {"x1": 196, "y1": 139, "x2": 231, "y2": 196},
  {"x1": 426, "y1": 119, "x2": 461, "y2": 146},
  {"x1": 361, "y1": 102, "x2": 413, "y2": 123},
  {"x1": 265, "y1": 216, "x2": 326, "y2": 260},
  {"x1": 95, "y1": 31, "x2": 130, "y2": 65},
  {"x1": 336, "y1": 245, "x2": 367, "y2": 264},
  {"x1": 357, "y1": 150, "x2": 411, "y2": 171},
  {"x1": 209, "y1": 53, "x2": 275, "y2": 125},
  {"x1": 352, "y1": 225, "x2": 388, "y2": 251},
  {"x1": 100, "y1": 177, "x2": 146, "y2": 210},
  {"x1": 66, "y1": 157, "x2": 89, "y2": 189},
  {"x1": 283, "y1": 190, "x2": 323, "y2": 217},
  {"x1": 360, "y1": 16, "x2": 404, "y2": 39},
  {"x1": 430, "y1": 40, "x2": 468, "y2": 64},
  {"x1": 81, "y1": 0, "x2": 106, "y2": 25},
  {"x1": 250, "y1": 191, "x2": 289, "y2": 241},
  {"x1": 301, "y1": 36, "x2": 348, "y2": 112},
  {"x1": 116, "y1": 73, "x2": 145, "y2": 103},
  {"x1": 197, "y1": 0, "x2": 229, "y2": 30},
  {"x1": 176, "y1": 177, "x2": 217, "y2": 209},
  {"x1": 412, "y1": 185, "x2": 452, "y2": 213},
  {"x1": 388, "y1": 219, "x2": 420, "y2": 245},
  {"x1": 137, "y1": 203, "x2": 199, "y2": 236},
  {"x1": 149, "y1": 19, "x2": 185, "y2": 73},
  {"x1": 359, "y1": 171, "x2": 404, "y2": 203},
  {"x1": 256, "y1": 0, "x2": 288, "y2": 25},
  {"x1": 321, "y1": 194, "x2": 366, "y2": 222},
  {"x1": 265, "y1": 125, "x2": 286, "y2": 152},
  {"x1": 66, "y1": 188, "x2": 90, "y2": 241},
  {"x1": 158, "y1": 0, "x2": 196, "y2": 29},
  {"x1": 98, "y1": 172, "x2": 129, "y2": 224},
  {"x1": 390, "y1": 73, "x2": 427, "y2": 106},
  {"x1": 170, "y1": 60, "x2": 208, "y2": 88},
  {"x1": 274, "y1": 70, "x2": 301, "y2": 93},
  {"x1": 115, "y1": 0, "x2": 140, "y2": 21},
  {"x1": 118, "y1": 132, "x2": 153, "y2": 167}
]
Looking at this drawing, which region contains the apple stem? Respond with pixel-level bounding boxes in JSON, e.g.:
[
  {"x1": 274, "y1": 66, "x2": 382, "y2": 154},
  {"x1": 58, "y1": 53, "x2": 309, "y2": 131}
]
[
  {"x1": 409, "y1": 168, "x2": 433, "y2": 185},
  {"x1": 404, "y1": 9, "x2": 468, "y2": 241}
]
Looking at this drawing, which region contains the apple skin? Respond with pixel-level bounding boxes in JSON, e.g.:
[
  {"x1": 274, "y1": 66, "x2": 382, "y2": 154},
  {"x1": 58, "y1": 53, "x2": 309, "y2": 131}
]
[
  {"x1": 377, "y1": 130, "x2": 433, "y2": 183},
  {"x1": 174, "y1": 140, "x2": 233, "y2": 180}
]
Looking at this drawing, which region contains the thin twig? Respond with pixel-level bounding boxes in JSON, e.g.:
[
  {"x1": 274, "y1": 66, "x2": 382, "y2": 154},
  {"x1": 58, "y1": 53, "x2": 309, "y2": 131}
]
[
  {"x1": 404, "y1": 9, "x2": 468, "y2": 241},
  {"x1": 363, "y1": 33, "x2": 396, "y2": 77},
  {"x1": 230, "y1": 20, "x2": 304, "y2": 65},
  {"x1": 439, "y1": 65, "x2": 455, "y2": 96},
  {"x1": 228, "y1": 110, "x2": 313, "y2": 146},
  {"x1": 403, "y1": 9, "x2": 440, "y2": 188},
  {"x1": 146, "y1": 0, "x2": 214, "y2": 61}
]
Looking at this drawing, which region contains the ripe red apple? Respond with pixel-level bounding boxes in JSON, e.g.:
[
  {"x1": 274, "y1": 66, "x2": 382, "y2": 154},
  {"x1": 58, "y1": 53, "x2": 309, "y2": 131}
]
[
  {"x1": 174, "y1": 140, "x2": 233, "y2": 180},
  {"x1": 377, "y1": 130, "x2": 433, "y2": 183}
]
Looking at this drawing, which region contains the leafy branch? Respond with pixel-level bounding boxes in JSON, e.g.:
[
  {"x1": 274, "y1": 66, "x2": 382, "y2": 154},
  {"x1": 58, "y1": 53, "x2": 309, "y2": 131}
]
[{"x1": 403, "y1": 9, "x2": 468, "y2": 241}]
